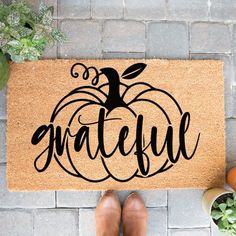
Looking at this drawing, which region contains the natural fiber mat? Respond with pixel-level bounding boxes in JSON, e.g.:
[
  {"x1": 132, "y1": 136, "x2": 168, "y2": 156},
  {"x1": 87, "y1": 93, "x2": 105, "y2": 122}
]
[{"x1": 7, "y1": 59, "x2": 225, "y2": 191}]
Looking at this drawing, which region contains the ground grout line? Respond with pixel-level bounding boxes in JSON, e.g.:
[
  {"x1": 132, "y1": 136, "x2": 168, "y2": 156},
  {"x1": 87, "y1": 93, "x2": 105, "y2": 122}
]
[
  {"x1": 76, "y1": 208, "x2": 80, "y2": 235},
  {"x1": 32, "y1": 209, "x2": 35, "y2": 236},
  {"x1": 90, "y1": 0, "x2": 92, "y2": 19},
  {"x1": 188, "y1": 22, "x2": 191, "y2": 59},
  {"x1": 0, "y1": 206, "x2": 169, "y2": 210},
  {"x1": 144, "y1": 21, "x2": 147, "y2": 58},
  {"x1": 168, "y1": 227, "x2": 211, "y2": 230},
  {"x1": 122, "y1": 0, "x2": 125, "y2": 19},
  {"x1": 167, "y1": 190, "x2": 169, "y2": 229},
  {"x1": 55, "y1": 191, "x2": 57, "y2": 208},
  {"x1": 51, "y1": 17, "x2": 236, "y2": 24},
  {"x1": 166, "y1": 0, "x2": 169, "y2": 19},
  {"x1": 0, "y1": 207, "x2": 84, "y2": 211},
  {"x1": 207, "y1": 0, "x2": 211, "y2": 20}
]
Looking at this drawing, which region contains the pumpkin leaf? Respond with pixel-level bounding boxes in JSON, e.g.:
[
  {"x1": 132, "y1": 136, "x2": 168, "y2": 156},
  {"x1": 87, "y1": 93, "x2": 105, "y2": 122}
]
[
  {"x1": 0, "y1": 51, "x2": 10, "y2": 90},
  {"x1": 121, "y1": 63, "x2": 147, "y2": 79}
]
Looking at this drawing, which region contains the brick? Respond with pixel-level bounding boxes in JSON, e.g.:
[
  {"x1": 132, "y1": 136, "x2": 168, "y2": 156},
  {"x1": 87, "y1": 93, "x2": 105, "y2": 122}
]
[
  {"x1": 168, "y1": 189, "x2": 210, "y2": 228},
  {"x1": 168, "y1": 0, "x2": 208, "y2": 20},
  {"x1": 210, "y1": 0, "x2": 236, "y2": 21},
  {"x1": 147, "y1": 22, "x2": 189, "y2": 59},
  {"x1": 190, "y1": 53, "x2": 234, "y2": 118},
  {"x1": 0, "y1": 165, "x2": 55, "y2": 208},
  {"x1": 124, "y1": 0, "x2": 166, "y2": 20},
  {"x1": 226, "y1": 119, "x2": 236, "y2": 162},
  {"x1": 0, "y1": 210, "x2": 33, "y2": 236},
  {"x1": 138, "y1": 190, "x2": 167, "y2": 207},
  {"x1": 169, "y1": 228, "x2": 210, "y2": 236},
  {"x1": 103, "y1": 52, "x2": 145, "y2": 59},
  {"x1": 0, "y1": 120, "x2": 6, "y2": 163},
  {"x1": 42, "y1": 43, "x2": 57, "y2": 59},
  {"x1": 103, "y1": 20, "x2": 145, "y2": 52},
  {"x1": 147, "y1": 208, "x2": 167, "y2": 236},
  {"x1": 59, "y1": 20, "x2": 102, "y2": 58},
  {"x1": 91, "y1": 0, "x2": 123, "y2": 19},
  {"x1": 26, "y1": 0, "x2": 57, "y2": 18},
  {"x1": 58, "y1": 0, "x2": 90, "y2": 19},
  {"x1": 34, "y1": 209, "x2": 78, "y2": 236},
  {"x1": 57, "y1": 191, "x2": 101, "y2": 207},
  {"x1": 191, "y1": 23, "x2": 231, "y2": 53},
  {"x1": 79, "y1": 208, "x2": 96, "y2": 236},
  {"x1": 0, "y1": 87, "x2": 6, "y2": 119}
]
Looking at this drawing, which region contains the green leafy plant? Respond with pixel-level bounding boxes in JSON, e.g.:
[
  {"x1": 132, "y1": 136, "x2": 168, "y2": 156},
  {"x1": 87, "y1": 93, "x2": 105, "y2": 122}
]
[
  {"x1": 0, "y1": 0, "x2": 66, "y2": 90},
  {"x1": 211, "y1": 192, "x2": 236, "y2": 235},
  {"x1": 0, "y1": 50, "x2": 9, "y2": 89},
  {"x1": 0, "y1": 0, "x2": 66, "y2": 63}
]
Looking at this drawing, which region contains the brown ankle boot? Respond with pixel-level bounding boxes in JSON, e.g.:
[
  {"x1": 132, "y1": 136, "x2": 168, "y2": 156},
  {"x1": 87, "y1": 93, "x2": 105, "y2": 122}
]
[
  {"x1": 123, "y1": 192, "x2": 148, "y2": 236},
  {"x1": 96, "y1": 190, "x2": 121, "y2": 236}
]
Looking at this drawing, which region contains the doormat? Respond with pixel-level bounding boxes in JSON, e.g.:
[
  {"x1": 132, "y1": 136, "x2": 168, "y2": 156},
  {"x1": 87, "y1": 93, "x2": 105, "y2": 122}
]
[{"x1": 7, "y1": 59, "x2": 225, "y2": 191}]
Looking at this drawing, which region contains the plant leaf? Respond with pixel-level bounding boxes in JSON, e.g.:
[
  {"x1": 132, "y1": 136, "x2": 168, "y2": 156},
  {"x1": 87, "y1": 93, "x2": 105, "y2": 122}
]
[
  {"x1": 10, "y1": 54, "x2": 24, "y2": 63},
  {"x1": 228, "y1": 212, "x2": 236, "y2": 223},
  {"x1": 211, "y1": 210, "x2": 223, "y2": 220},
  {"x1": 0, "y1": 51, "x2": 10, "y2": 90},
  {"x1": 7, "y1": 11, "x2": 20, "y2": 27},
  {"x1": 18, "y1": 26, "x2": 32, "y2": 37},
  {"x1": 218, "y1": 218, "x2": 226, "y2": 230},
  {"x1": 233, "y1": 192, "x2": 236, "y2": 201},
  {"x1": 219, "y1": 203, "x2": 227, "y2": 212},
  {"x1": 9, "y1": 28, "x2": 20, "y2": 39},
  {"x1": 226, "y1": 209, "x2": 234, "y2": 215},
  {"x1": 39, "y1": 2, "x2": 48, "y2": 16},
  {"x1": 213, "y1": 201, "x2": 219, "y2": 208},
  {"x1": 121, "y1": 63, "x2": 147, "y2": 79},
  {"x1": 41, "y1": 9, "x2": 53, "y2": 25},
  {"x1": 227, "y1": 198, "x2": 234, "y2": 207},
  {"x1": 0, "y1": 21, "x2": 5, "y2": 31},
  {"x1": 7, "y1": 39, "x2": 21, "y2": 48}
]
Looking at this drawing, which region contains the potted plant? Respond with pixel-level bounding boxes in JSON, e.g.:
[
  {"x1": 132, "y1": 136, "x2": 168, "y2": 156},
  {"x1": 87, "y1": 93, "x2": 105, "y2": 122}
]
[
  {"x1": 202, "y1": 188, "x2": 236, "y2": 235},
  {"x1": 0, "y1": 0, "x2": 66, "y2": 90}
]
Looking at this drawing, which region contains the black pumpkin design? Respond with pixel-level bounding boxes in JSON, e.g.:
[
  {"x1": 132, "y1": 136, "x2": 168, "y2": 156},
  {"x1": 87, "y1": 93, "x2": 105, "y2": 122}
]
[{"x1": 32, "y1": 62, "x2": 200, "y2": 182}]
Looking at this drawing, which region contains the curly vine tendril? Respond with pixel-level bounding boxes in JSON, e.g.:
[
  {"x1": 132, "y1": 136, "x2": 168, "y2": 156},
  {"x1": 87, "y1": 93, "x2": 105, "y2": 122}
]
[{"x1": 70, "y1": 63, "x2": 103, "y2": 86}]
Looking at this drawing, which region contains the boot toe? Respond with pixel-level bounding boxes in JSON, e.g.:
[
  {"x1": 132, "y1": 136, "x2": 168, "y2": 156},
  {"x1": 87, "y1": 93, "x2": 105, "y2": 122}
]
[{"x1": 124, "y1": 192, "x2": 147, "y2": 213}]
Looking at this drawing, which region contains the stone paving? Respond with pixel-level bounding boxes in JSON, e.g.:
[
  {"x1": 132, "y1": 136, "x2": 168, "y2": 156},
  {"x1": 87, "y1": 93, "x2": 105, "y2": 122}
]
[{"x1": 1, "y1": 0, "x2": 236, "y2": 235}]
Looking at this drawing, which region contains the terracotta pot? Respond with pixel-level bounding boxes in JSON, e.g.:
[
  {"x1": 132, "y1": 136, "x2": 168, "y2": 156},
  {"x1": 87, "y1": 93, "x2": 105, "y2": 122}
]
[
  {"x1": 202, "y1": 188, "x2": 232, "y2": 215},
  {"x1": 227, "y1": 167, "x2": 236, "y2": 190}
]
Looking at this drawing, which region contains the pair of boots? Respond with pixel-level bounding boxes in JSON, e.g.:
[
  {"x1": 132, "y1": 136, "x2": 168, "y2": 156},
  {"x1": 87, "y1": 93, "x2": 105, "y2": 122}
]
[{"x1": 96, "y1": 191, "x2": 147, "y2": 236}]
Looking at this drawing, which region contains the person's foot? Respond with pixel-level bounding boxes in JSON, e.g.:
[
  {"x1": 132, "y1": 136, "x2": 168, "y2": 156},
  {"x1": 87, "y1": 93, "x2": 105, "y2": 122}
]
[
  {"x1": 123, "y1": 192, "x2": 147, "y2": 236},
  {"x1": 96, "y1": 190, "x2": 121, "y2": 236}
]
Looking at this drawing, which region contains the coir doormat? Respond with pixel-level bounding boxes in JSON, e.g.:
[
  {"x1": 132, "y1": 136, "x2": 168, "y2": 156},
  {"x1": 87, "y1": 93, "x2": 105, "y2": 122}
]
[{"x1": 7, "y1": 59, "x2": 225, "y2": 191}]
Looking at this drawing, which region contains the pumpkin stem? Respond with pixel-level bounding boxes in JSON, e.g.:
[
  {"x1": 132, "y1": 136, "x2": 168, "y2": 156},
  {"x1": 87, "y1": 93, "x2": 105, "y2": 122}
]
[{"x1": 100, "y1": 67, "x2": 127, "y2": 111}]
